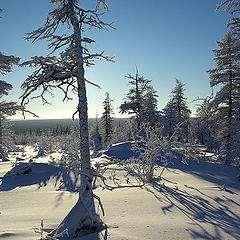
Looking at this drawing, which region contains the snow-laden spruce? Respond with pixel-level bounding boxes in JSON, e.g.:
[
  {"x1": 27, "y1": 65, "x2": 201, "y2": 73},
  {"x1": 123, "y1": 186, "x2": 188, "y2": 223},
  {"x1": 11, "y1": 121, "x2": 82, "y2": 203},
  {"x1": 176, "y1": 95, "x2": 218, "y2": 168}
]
[
  {"x1": 19, "y1": 0, "x2": 114, "y2": 238},
  {"x1": 207, "y1": 30, "x2": 240, "y2": 167},
  {"x1": 119, "y1": 69, "x2": 154, "y2": 130},
  {"x1": 141, "y1": 85, "x2": 160, "y2": 126},
  {"x1": 162, "y1": 79, "x2": 191, "y2": 142}
]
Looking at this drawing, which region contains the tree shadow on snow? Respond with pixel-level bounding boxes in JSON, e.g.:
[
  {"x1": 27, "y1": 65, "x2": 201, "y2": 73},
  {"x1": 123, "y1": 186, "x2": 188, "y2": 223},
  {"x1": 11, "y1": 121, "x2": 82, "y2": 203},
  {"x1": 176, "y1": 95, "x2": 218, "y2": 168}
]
[
  {"x1": 104, "y1": 142, "x2": 240, "y2": 192},
  {"x1": 72, "y1": 224, "x2": 108, "y2": 240},
  {"x1": 144, "y1": 181, "x2": 240, "y2": 240},
  {"x1": 154, "y1": 149, "x2": 240, "y2": 192},
  {"x1": 175, "y1": 160, "x2": 240, "y2": 192},
  {"x1": 0, "y1": 163, "x2": 81, "y2": 193}
]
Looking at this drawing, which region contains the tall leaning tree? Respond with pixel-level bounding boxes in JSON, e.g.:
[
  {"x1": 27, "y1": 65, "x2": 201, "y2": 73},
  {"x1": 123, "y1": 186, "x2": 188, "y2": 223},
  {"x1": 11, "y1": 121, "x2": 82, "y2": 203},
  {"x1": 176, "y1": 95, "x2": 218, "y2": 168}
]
[{"x1": 20, "y1": 0, "x2": 113, "y2": 238}]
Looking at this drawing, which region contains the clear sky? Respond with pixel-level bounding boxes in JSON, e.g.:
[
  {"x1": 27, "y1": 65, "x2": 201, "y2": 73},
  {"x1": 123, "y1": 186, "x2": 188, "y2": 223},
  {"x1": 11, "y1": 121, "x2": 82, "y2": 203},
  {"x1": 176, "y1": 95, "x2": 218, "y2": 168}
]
[{"x1": 1, "y1": 0, "x2": 230, "y2": 119}]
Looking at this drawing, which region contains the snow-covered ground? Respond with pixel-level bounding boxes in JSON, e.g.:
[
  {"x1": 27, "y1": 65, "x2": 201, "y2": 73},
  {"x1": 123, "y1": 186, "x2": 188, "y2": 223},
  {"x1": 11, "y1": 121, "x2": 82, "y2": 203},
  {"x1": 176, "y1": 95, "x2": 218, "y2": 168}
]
[{"x1": 0, "y1": 143, "x2": 239, "y2": 240}]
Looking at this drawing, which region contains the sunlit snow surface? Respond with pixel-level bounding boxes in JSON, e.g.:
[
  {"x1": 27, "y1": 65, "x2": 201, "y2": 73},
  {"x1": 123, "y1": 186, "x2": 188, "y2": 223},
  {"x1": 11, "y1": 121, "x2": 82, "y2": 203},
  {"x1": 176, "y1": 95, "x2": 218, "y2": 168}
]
[{"x1": 0, "y1": 143, "x2": 239, "y2": 240}]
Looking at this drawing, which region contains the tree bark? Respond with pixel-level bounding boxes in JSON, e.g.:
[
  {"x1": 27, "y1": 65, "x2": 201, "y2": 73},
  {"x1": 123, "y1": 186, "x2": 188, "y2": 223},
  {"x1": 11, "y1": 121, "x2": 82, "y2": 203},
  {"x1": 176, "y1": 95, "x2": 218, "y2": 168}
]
[{"x1": 48, "y1": 1, "x2": 101, "y2": 238}]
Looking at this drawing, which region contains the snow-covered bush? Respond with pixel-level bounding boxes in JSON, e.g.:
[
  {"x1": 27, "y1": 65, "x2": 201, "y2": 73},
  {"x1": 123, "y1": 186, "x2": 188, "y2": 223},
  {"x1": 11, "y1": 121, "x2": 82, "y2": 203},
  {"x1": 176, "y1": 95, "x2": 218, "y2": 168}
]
[
  {"x1": 124, "y1": 122, "x2": 203, "y2": 183},
  {"x1": 58, "y1": 128, "x2": 81, "y2": 171},
  {"x1": 128, "y1": 124, "x2": 173, "y2": 183},
  {"x1": 31, "y1": 130, "x2": 58, "y2": 157}
]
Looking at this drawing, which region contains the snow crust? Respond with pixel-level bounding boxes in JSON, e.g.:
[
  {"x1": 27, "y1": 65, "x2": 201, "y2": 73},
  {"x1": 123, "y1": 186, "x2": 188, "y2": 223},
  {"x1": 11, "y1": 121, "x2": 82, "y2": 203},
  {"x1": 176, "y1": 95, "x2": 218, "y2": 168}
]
[{"x1": 0, "y1": 143, "x2": 239, "y2": 240}]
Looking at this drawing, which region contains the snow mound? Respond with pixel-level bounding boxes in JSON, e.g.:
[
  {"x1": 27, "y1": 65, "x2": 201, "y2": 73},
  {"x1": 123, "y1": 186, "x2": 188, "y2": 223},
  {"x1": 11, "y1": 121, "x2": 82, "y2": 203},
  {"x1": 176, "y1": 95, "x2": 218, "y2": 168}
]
[
  {"x1": 103, "y1": 141, "x2": 139, "y2": 160},
  {"x1": 6, "y1": 162, "x2": 31, "y2": 176},
  {"x1": 0, "y1": 163, "x2": 61, "y2": 191}
]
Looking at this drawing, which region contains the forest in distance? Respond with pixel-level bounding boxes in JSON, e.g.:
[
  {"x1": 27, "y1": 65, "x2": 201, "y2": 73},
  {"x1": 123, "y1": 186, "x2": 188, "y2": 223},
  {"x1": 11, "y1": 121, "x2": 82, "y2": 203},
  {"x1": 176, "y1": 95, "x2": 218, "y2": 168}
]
[{"x1": 9, "y1": 118, "x2": 127, "y2": 134}]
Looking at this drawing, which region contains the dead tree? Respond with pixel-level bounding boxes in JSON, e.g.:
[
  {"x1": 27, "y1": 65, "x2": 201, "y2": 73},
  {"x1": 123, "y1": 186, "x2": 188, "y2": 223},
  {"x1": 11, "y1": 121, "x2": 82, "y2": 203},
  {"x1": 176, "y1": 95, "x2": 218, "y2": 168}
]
[{"x1": 20, "y1": 0, "x2": 113, "y2": 238}]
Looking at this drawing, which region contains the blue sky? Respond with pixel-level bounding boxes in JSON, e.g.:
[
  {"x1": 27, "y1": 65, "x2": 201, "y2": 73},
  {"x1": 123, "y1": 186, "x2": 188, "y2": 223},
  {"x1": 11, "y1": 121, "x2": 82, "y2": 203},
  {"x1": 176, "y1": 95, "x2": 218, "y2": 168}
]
[{"x1": 1, "y1": 0, "x2": 229, "y2": 119}]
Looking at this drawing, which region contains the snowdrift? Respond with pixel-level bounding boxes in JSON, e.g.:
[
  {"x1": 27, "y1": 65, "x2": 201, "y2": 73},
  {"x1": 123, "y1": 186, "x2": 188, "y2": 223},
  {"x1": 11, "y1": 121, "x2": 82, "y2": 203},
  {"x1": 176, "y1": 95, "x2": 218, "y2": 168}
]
[{"x1": 0, "y1": 143, "x2": 239, "y2": 240}]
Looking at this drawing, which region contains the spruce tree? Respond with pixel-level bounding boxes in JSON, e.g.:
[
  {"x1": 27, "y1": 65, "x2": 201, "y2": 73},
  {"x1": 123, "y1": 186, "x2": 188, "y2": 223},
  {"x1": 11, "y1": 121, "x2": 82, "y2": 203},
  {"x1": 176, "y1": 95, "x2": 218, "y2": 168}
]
[
  {"x1": 101, "y1": 92, "x2": 114, "y2": 140},
  {"x1": 120, "y1": 69, "x2": 151, "y2": 130},
  {"x1": 142, "y1": 85, "x2": 159, "y2": 126},
  {"x1": 162, "y1": 79, "x2": 191, "y2": 142},
  {"x1": 207, "y1": 30, "x2": 240, "y2": 166}
]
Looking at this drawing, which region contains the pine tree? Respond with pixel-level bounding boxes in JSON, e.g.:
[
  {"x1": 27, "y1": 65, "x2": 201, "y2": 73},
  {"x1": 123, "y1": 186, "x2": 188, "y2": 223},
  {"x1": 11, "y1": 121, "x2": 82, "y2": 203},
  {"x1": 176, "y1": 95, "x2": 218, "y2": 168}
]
[
  {"x1": 207, "y1": 30, "x2": 240, "y2": 166},
  {"x1": 162, "y1": 79, "x2": 191, "y2": 142},
  {"x1": 101, "y1": 92, "x2": 114, "y2": 140},
  {"x1": 120, "y1": 69, "x2": 151, "y2": 130},
  {"x1": 19, "y1": 0, "x2": 113, "y2": 237}
]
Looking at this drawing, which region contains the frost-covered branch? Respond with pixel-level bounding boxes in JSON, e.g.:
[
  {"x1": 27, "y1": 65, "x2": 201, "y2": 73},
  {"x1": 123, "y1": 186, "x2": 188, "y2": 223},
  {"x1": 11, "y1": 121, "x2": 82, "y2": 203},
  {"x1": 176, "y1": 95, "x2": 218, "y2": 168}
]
[
  {"x1": 25, "y1": 0, "x2": 114, "y2": 53},
  {"x1": 217, "y1": 0, "x2": 240, "y2": 12},
  {"x1": 83, "y1": 51, "x2": 114, "y2": 65},
  {"x1": 0, "y1": 80, "x2": 12, "y2": 96},
  {"x1": 20, "y1": 54, "x2": 104, "y2": 106},
  {"x1": 0, "y1": 51, "x2": 20, "y2": 75}
]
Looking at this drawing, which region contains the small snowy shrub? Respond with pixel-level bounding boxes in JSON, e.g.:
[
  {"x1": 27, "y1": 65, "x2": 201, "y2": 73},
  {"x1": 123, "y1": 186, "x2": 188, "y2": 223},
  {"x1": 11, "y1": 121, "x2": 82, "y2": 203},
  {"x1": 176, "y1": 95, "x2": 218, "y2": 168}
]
[
  {"x1": 58, "y1": 129, "x2": 81, "y2": 171},
  {"x1": 127, "y1": 123, "x2": 202, "y2": 183},
  {"x1": 130, "y1": 124, "x2": 173, "y2": 183},
  {"x1": 36, "y1": 131, "x2": 56, "y2": 157}
]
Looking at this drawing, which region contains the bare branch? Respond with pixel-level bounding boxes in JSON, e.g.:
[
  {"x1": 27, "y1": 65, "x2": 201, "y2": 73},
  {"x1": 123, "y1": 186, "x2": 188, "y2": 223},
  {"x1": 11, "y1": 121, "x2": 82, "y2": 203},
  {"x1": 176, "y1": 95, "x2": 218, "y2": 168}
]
[
  {"x1": 84, "y1": 78, "x2": 101, "y2": 89},
  {"x1": 72, "y1": 108, "x2": 78, "y2": 120}
]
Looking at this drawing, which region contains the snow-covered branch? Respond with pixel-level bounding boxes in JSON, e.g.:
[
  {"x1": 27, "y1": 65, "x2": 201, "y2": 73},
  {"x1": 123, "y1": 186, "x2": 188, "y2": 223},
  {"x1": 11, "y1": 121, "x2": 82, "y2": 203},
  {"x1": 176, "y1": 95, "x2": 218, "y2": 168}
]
[
  {"x1": 20, "y1": 54, "x2": 103, "y2": 106},
  {"x1": 0, "y1": 51, "x2": 20, "y2": 75},
  {"x1": 83, "y1": 51, "x2": 114, "y2": 66},
  {"x1": 25, "y1": 0, "x2": 114, "y2": 53},
  {"x1": 0, "y1": 80, "x2": 12, "y2": 96}
]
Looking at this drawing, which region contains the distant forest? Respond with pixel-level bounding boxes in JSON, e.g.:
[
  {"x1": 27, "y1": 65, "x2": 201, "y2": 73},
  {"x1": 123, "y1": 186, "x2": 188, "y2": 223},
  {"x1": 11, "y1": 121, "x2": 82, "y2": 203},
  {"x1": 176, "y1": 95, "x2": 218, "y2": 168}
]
[{"x1": 9, "y1": 118, "x2": 127, "y2": 134}]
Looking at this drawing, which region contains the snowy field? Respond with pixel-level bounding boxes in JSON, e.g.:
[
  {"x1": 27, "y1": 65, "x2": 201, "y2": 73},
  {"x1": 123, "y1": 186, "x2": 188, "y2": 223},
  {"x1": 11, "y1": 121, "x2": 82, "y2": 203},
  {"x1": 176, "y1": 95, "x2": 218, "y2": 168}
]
[{"x1": 0, "y1": 143, "x2": 239, "y2": 240}]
